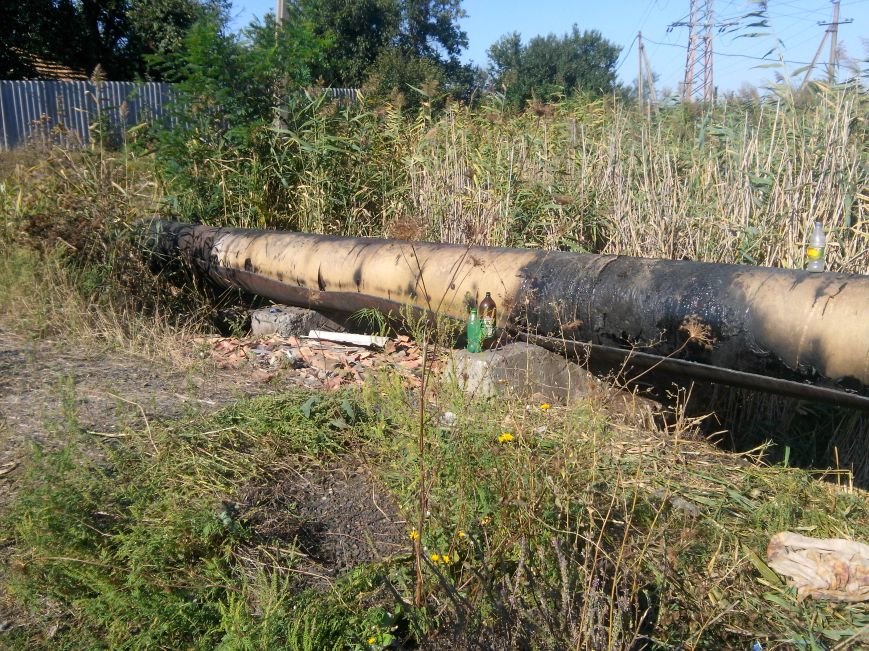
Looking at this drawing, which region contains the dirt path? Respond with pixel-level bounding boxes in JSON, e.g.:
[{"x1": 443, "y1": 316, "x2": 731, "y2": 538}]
[{"x1": 0, "y1": 325, "x2": 281, "y2": 477}]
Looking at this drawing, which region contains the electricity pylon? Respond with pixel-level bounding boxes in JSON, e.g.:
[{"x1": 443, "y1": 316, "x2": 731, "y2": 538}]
[{"x1": 669, "y1": 0, "x2": 715, "y2": 103}]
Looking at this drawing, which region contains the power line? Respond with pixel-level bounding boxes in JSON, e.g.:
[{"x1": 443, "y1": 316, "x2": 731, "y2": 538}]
[
  {"x1": 643, "y1": 36, "x2": 817, "y2": 65},
  {"x1": 614, "y1": 35, "x2": 639, "y2": 74}
]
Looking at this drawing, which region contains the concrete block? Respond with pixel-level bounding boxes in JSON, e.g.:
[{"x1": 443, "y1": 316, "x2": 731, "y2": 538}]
[
  {"x1": 250, "y1": 305, "x2": 345, "y2": 338},
  {"x1": 444, "y1": 342, "x2": 596, "y2": 404}
]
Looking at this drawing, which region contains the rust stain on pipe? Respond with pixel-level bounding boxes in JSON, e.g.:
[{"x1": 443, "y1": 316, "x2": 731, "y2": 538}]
[{"x1": 142, "y1": 221, "x2": 869, "y2": 394}]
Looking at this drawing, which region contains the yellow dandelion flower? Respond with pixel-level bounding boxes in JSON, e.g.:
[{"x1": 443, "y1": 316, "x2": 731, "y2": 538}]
[
  {"x1": 498, "y1": 432, "x2": 514, "y2": 443},
  {"x1": 368, "y1": 636, "x2": 377, "y2": 645},
  {"x1": 458, "y1": 530, "x2": 466, "y2": 538},
  {"x1": 540, "y1": 403, "x2": 551, "y2": 411},
  {"x1": 442, "y1": 554, "x2": 451, "y2": 564},
  {"x1": 409, "y1": 529, "x2": 419, "y2": 541},
  {"x1": 430, "y1": 553, "x2": 440, "y2": 563}
]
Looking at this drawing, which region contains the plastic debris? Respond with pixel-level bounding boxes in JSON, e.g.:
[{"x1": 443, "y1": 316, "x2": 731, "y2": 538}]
[
  {"x1": 304, "y1": 330, "x2": 388, "y2": 348},
  {"x1": 766, "y1": 531, "x2": 869, "y2": 602}
]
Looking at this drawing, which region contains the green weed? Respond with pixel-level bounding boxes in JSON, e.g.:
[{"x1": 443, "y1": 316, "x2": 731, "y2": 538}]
[
  {"x1": 1, "y1": 389, "x2": 394, "y2": 649},
  {"x1": 3, "y1": 370, "x2": 868, "y2": 648}
]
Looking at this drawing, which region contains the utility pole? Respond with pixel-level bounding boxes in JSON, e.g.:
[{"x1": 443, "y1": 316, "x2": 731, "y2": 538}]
[
  {"x1": 638, "y1": 32, "x2": 644, "y2": 107},
  {"x1": 823, "y1": 0, "x2": 852, "y2": 82},
  {"x1": 799, "y1": 0, "x2": 852, "y2": 90},
  {"x1": 637, "y1": 32, "x2": 657, "y2": 112},
  {"x1": 669, "y1": 0, "x2": 715, "y2": 103},
  {"x1": 274, "y1": 0, "x2": 288, "y2": 129}
]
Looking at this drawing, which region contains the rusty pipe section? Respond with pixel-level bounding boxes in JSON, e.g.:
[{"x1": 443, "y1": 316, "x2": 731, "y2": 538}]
[{"x1": 142, "y1": 220, "x2": 869, "y2": 394}]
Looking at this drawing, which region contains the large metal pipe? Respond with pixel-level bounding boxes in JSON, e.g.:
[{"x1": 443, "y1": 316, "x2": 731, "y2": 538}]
[{"x1": 142, "y1": 220, "x2": 869, "y2": 398}]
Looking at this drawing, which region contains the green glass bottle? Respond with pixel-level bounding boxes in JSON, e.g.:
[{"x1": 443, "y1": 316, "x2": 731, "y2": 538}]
[{"x1": 466, "y1": 308, "x2": 482, "y2": 353}]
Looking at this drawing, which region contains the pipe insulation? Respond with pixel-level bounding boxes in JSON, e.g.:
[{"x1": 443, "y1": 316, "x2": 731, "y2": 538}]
[{"x1": 141, "y1": 220, "x2": 869, "y2": 396}]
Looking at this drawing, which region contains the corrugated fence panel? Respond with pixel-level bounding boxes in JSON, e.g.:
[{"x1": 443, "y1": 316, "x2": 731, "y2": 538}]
[
  {"x1": 0, "y1": 82, "x2": 358, "y2": 151},
  {"x1": 0, "y1": 80, "x2": 176, "y2": 151}
]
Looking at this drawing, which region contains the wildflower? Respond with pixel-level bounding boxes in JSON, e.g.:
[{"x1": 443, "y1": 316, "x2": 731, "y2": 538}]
[
  {"x1": 409, "y1": 529, "x2": 419, "y2": 541},
  {"x1": 458, "y1": 530, "x2": 466, "y2": 539},
  {"x1": 442, "y1": 554, "x2": 452, "y2": 564},
  {"x1": 480, "y1": 516, "x2": 491, "y2": 526},
  {"x1": 540, "y1": 403, "x2": 551, "y2": 411},
  {"x1": 430, "y1": 553, "x2": 440, "y2": 563},
  {"x1": 497, "y1": 432, "x2": 514, "y2": 444},
  {"x1": 368, "y1": 636, "x2": 377, "y2": 645}
]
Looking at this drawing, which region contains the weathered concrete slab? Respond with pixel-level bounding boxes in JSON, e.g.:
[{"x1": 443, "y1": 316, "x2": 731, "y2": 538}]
[
  {"x1": 251, "y1": 305, "x2": 345, "y2": 338},
  {"x1": 444, "y1": 342, "x2": 597, "y2": 403}
]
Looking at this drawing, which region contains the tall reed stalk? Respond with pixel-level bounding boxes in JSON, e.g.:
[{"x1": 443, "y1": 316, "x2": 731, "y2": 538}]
[{"x1": 403, "y1": 87, "x2": 866, "y2": 273}]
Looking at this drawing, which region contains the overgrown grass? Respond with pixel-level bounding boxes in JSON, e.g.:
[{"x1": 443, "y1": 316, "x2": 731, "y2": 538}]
[
  {"x1": 0, "y1": 145, "x2": 213, "y2": 361},
  {"x1": 3, "y1": 372, "x2": 867, "y2": 648},
  {"x1": 1, "y1": 390, "x2": 393, "y2": 649}
]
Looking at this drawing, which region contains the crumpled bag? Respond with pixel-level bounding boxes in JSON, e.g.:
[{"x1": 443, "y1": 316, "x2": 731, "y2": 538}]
[{"x1": 766, "y1": 531, "x2": 869, "y2": 602}]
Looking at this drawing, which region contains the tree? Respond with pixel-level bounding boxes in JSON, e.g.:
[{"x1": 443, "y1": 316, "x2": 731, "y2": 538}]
[
  {"x1": 0, "y1": 0, "x2": 229, "y2": 80},
  {"x1": 295, "y1": 0, "x2": 471, "y2": 102},
  {"x1": 130, "y1": 0, "x2": 230, "y2": 71},
  {"x1": 298, "y1": 0, "x2": 399, "y2": 87},
  {"x1": 488, "y1": 26, "x2": 621, "y2": 109},
  {"x1": 152, "y1": 11, "x2": 325, "y2": 218},
  {"x1": 397, "y1": 0, "x2": 467, "y2": 62},
  {"x1": 487, "y1": 32, "x2": 522, "y2": 91},
  {"x1": 158, "y1": 11, "x2": 322, "y2": 129},
  {"x1": 0, "y1": 0, "x2": 80, "y2": 77}
]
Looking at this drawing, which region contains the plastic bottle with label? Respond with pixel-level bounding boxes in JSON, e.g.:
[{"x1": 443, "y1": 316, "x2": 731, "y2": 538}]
[{"x1": 806, "y1": 221, "x2": 826, "y2": 272}]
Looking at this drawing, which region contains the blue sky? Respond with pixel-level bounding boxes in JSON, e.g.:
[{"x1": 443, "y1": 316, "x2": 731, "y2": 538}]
[{"x1": 229, "y1": 1, "x2": 868, "y2": 93}]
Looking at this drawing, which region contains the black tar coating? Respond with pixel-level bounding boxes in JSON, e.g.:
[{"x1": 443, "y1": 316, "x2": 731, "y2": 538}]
[{"x1": 517, "y1": 252, "x2": 865, "y2": 394}]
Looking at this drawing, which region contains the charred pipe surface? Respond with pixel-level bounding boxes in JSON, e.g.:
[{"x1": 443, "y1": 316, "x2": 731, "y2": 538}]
[{"x1": 142, "y1": 220, "x2": 869, "y2": 396}]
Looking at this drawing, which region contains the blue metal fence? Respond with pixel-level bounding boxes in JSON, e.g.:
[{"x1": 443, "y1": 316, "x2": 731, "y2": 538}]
[
  {"x1": 0, "y1": 81, "x2": 360, "y2": 151},
  {"x1": 0, "y1": 80, "x2": 175, "y2": 150}
]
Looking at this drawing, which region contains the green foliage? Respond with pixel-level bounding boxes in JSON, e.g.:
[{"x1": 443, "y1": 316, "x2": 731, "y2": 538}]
[
  {"x1": 214, "y1": 392, "x2": 357, "y2": 456},
  {"x1": 152, "y1": 88, "x2": 414, "y2": 232},
  {"x1": 131, "y1": 0, "x2": 230, "y2": 74},
  {"x1": 158, "y1": 12, "x2": 321, "y2": 129},
  {"x1": 299, "y1": 0, "x2": 400, "y2": 87},
  {"x1": 293, "y1": 0, "x2": 473, "y2": 104},
  {"x1": 488, "y1": 25, "x2": 621, "y2": 109},
  {"x1": 0, "y1": 0, "x2": 58, "y2": 77},
  {"x1": 395, "y1": 0, "x2": 467, "y2": 62},
  {"x1": 152, "y1": 11, "x2": 328, "y2": 221},
  {"x1": 6, "y1": 442, "x2": 231, "y2": 649},
  {"x1": 0, "y1": 0, "x2": 228, "y2": 80},
  {"x1": 356, "y1": 372, "x2": 869, "y2": 648},
  {"x1": 363, "y1": 47, "x2": 448, "y2": 109},
  {"x1": 3, "y1": 361, "x2": 869, "y2": 648}
]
